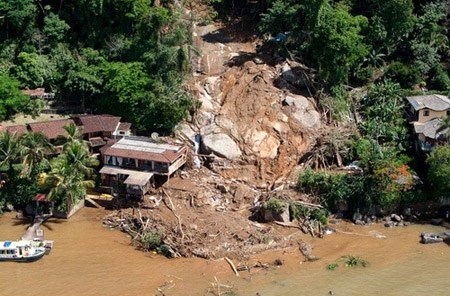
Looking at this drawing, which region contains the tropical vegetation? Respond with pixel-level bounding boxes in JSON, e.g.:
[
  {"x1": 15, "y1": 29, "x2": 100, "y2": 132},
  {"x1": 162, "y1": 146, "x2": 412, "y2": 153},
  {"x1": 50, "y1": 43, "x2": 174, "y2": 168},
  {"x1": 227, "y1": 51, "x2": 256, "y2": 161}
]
[
  {"x1": 0, "y1": 0, "x2": 194, "y2": 133},
  {"x1": 0, "y1": 124, "x2": 98, "y2": 213}
]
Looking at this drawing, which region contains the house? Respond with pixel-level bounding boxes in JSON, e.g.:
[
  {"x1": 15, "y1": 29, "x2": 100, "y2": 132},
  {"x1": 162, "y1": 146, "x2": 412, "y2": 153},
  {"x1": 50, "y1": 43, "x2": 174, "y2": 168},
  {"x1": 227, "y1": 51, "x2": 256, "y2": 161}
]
[
  {"x1": 3, "y1": 125, "x2": 28, "y2": 137},
  {"x1": 72, "y1": 115, "x2": 132, "y2": 153},
  {"x1": 99, "y1": 136, "x2": 187, "y2": 199},
  {"x1": 22, "y1": 88, "x2": 55, "y2": 99},
  {"x1": 406, "y1": 94, "x2": 450, "y2": 152}
]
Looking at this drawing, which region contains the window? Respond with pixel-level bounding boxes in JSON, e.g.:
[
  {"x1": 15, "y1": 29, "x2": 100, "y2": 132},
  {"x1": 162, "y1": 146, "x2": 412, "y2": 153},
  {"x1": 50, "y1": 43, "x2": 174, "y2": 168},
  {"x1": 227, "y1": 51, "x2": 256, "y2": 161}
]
[
  {"x1": 447, "y1": 110, "x2": 450, "y2": 116},
  {"x1": 423, "y1": 110, "x2": 430, "y2": 117}
]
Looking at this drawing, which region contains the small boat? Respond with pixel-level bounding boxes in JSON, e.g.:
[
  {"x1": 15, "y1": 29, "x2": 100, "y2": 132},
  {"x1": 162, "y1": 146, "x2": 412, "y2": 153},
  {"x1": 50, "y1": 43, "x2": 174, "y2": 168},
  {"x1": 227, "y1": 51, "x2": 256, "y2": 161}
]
[{"x1": 0, "y1": 240, "x2": 46, "y2": 262}]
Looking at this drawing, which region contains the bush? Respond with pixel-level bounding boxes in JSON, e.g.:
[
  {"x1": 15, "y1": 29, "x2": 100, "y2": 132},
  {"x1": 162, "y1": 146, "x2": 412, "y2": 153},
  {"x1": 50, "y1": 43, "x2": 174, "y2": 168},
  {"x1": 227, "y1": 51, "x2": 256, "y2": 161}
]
[
  {"x1": 429, "y1": 65, "x2": 450, "y2": 91},
  {"x1": 265, "y1": 198, "x2": 287, "y2": 214},
  {"x1": 141, "y1": 229, "x2": 164, "y2": 250},
  {"x1": 385, "y1": 61, "x2": 421, "y2": 89}
]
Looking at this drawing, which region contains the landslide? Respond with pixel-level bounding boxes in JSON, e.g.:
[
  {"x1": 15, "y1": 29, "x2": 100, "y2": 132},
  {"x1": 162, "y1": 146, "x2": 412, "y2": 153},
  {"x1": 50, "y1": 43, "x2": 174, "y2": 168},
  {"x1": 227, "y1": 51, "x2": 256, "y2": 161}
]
[
  {"x1": 105, "y1": 11, "x2": 327, "y2": 261},
  {"x1": 178, "y1": 19, "x2": 322, "y2": 186}
]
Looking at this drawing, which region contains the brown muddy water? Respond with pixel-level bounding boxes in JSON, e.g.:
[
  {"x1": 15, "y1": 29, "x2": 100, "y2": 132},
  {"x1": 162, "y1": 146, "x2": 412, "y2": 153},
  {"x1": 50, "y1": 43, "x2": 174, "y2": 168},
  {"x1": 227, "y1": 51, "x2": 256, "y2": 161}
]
[{"x1": 0, "y1": 207, "x2": 449, "y2": 296}]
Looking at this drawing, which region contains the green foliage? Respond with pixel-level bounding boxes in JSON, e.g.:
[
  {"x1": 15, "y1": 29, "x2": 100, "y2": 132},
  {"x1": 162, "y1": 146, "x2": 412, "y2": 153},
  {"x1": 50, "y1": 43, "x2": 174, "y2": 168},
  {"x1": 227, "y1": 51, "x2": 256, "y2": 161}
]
[
  {"x1": 0, "y1": 72, "x2": 30, "y2": 120},
  {"x1": 326, "y1": 263, "x2": 338, "y2": 270},
  {"x1": 43, "y1": 13, "x2": 70, "y2": 43},
  {"x1": 385, "y1": 62, "x2": 420, "y2": 89},
  {"x1": 12, "y1": 52, "x2": 45, "y2": 88},
  {"x1": 40, "y1": 124, "x2": 99, "y2": 212},
  {"x1": 141, "y1": 229, "x2": 164, "y2": 250},
  {"x1": 310, "y1": 3, "x2": 369, "y2": 86},
  {"x1": 259, "y1": 0, "x2": 302, "y2": 34},
  {"x1": 0, "y1": 131, "x2": 52, "y2": 208},
  {"x1": 0, "y1": 1, "x2": 193, "y2": 133},
  {"x1": 0, "y1": 0, "x2": 36, "y2": 38},
  {"x1": 359, "y1": 80, "x2": 408, "y2": 147},
  {"x1": 265, "y1": 198, "x2": 287, "y2": 214},
  {"x1": 327, "y1": 255, "x2": 368, "y2": 271},
  {"x1": 341, "y1": 255, "x2": 367, "y2": 267},
  {"x1": 429, "y1": 65, "x2": 450, "y2": 91},
  {"x1": 426, "y1": 146, "x2": 450, "y2": 199},
  {"x1": 290, "y1": 203, "x2": 328, "y2": 225}
]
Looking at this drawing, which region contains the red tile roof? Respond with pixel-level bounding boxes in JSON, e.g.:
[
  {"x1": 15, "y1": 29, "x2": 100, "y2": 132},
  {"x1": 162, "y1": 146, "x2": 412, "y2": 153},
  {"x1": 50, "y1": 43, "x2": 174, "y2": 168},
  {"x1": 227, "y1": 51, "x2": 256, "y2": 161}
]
[
  {"x1": 28, "y1": 119, "x2": 74, "y2": 140},
  {"x1": 117, "y1": 122, "x2": 131, "y2": 131},
  {"x1": 22, "y1": 88, "x2": 45, "y2": 97},
  {"x1": 5, "y1": 125, "x2": 28, "y2": 137},
  {"x1": 74, "y1": 115, "x2": 121, "y2": 134}
]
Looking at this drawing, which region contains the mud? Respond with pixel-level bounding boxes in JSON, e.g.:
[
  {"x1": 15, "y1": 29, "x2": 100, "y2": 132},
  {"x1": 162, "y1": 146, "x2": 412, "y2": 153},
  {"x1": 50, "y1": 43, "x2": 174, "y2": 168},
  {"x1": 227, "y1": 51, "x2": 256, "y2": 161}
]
[{"x1": 1, "y1": 208, "x2": 449, "y2": 295}]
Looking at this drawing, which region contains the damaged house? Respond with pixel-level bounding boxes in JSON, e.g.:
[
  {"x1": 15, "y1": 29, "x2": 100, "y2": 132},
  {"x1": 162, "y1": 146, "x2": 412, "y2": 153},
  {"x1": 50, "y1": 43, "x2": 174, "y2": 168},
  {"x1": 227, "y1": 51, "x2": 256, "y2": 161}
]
[
  {"x1": 99, "y1": 136, "x2": 187, "y2": 199},
  {"x1": 406, "y1": 94, "x2": 450, "y2": 152}
]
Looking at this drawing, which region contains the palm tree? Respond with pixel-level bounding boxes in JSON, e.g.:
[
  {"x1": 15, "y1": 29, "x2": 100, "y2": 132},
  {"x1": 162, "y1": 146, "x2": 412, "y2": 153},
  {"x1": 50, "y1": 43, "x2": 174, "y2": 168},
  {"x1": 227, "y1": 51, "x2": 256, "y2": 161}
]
[
  {"x1": 42, "y1": 140, "x2": 98, "y2": 213},
  {"x1": 20, "y1": 132, "x2": 54, "y2": 177},
  {"x1": 436, "y1": 116, "x2": 450, "y2": 144},
  {"x1": 44, "y1": 156, "x2": 95, "y2": 212},
  {"x1": 64, "y1": 141, "x2": 99, "y2": 176},
  {"x1": 0, "y1": 132, "x2": 22, "y2": 172},
  {"x1": 62, "y1": 122, "x2": 84, "y2": 148}
]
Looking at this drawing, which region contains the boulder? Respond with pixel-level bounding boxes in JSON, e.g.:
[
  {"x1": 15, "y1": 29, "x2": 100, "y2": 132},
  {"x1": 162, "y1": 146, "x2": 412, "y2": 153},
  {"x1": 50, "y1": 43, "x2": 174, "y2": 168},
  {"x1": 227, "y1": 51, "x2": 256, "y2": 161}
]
[
  {"x1": 178, "y1": 124, "x2": 196, "y2": 143},
  {"x1": 292, "y1": 108, "x2": 321, "y2": 129},
  {"x1": 391, "y1": 214, "x2": 402, "y2": 222},
  {"x1": 293, "y1": 96, "x2": 310, "y2": 109},
  {"x1": 283, "y1": 95, "x2": 295, "y2": 106},
  {"x1": 202, "y1": 133, "x2": 242, "y2": 160},
  {"x1": 420, "y1": 232, "x2": 450, "y2": 244},
  {"x1": 233, "y1": 184, "x2": 254, "y2": 202},
  {"x1": 261, "y1": 204, "x2": 290, "y2": 223},
  {"x1": 244, "y1": 129, "x2": 280, "y2": 159},
  {"x1": 384, "y1": 221, "x2": 394, "y2": 227},
  {"x1": 352, "y1": 212, "x2": 363, "y2": 223}
]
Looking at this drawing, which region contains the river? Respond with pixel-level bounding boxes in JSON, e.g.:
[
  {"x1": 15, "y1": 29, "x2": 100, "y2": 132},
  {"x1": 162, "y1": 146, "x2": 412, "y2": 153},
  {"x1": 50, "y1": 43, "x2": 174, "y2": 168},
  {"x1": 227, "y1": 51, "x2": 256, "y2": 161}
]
[{"x1": 1, "y1": 208, "x2": 449, "y2": 296}]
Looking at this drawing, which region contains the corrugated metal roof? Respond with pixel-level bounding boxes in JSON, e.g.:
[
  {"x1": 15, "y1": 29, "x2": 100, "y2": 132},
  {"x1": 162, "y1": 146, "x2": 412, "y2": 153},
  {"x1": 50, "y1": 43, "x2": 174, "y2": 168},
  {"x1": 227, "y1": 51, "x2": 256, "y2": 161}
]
[
  {"x1": 99, "y1": 166, "x2": 153, "y2": 186},
  {"x1": 102, "y1": 137, "x2": 185, "y2": 163},
  {"x1": 413, "y1": 118, "x2": 448, "y2": 139},
  {"x1": 406, "y1": 94, "x2": 450, "y2": 111}
]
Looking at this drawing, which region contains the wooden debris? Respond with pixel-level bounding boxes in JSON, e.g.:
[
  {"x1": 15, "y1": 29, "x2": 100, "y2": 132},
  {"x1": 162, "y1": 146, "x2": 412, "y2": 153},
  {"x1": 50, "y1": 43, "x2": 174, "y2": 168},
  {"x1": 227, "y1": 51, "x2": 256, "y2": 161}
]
[{"x1": 224, "y1": 257, "x2": 240, "y2": 276}]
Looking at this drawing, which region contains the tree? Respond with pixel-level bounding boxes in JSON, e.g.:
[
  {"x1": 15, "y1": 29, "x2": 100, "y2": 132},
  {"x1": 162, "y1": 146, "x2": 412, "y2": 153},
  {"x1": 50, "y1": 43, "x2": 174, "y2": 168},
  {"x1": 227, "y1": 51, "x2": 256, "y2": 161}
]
[
  {"x1": 11, "y1": 52, "x2": 45, "y2": 88},
  {"x1": 0, "y1": 0, "x2": 36, "y2": 39},
  {"x1": 427, "y1": 146, "x2": 450, "y2": 199},
  {"x1": 0, "y1": 131, "x2": 22, "y2": 172},
  {"x1": 64, "y1": 54, "x2": 102, "y2": 112},
  {"x1": 43, "y1": 13, "x2": 70, "y2": 43},
  {"x1": 0, "y1": 72, "x2": 30, "y2": 120},
  {"x1": 309, "y1": 3, "x2": 368, "y2": 86},
  {"x1": 41, "y1": 125, "x2": 98, "y2": 212},
  {"x1": 359, "y1": 80, "x2": 408, "y2": 148},
  {"x1": 19, "y1": 132, "x2": 53, "y2": 177}
]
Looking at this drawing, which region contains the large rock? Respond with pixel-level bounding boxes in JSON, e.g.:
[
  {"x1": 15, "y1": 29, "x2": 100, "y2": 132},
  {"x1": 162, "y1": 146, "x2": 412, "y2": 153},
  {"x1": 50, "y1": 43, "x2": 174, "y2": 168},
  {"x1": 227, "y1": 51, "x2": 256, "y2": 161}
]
[
  {"x1": 292, "y1": 109, "x2": 321, "y2": 129},
  {"x1": 244, "y1": 129, "x2": 280, "y2": 159},
  {"x1": 202, "y1": 133, "x2": 242, "y2": 159},
  {"x1": 178, "y1": 124, "x2": 196, "y2": 143},
  {"x1": 261, "y1": 203, "x2": 290, "y2": 223}
]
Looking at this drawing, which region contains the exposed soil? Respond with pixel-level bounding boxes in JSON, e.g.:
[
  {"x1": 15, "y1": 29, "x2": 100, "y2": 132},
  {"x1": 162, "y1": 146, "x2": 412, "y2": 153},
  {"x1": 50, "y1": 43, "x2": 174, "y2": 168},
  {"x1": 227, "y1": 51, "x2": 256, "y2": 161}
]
[{"x1": 105, "y1": 7, "x2": 326, "y2": 260}]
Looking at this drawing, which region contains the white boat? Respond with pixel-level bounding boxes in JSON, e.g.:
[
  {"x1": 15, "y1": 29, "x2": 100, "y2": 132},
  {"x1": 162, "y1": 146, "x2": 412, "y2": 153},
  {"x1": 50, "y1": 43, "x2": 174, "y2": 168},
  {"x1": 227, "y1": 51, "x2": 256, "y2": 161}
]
[{"x1": 0, "y1": 240, "x2": 46, "y2": 262}]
